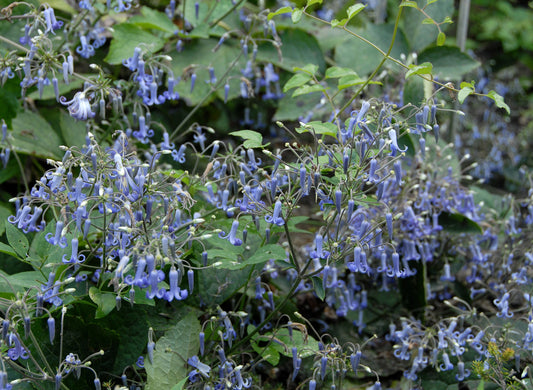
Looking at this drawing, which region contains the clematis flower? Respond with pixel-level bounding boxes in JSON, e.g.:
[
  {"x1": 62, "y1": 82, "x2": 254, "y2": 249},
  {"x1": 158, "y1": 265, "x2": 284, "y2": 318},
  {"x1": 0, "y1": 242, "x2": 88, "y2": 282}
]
[
  {"x1": 265, "y1": 200, "x2": 284, "y2": 226},
  {"x1": 60, "y1": 92, "x2": 95, "y2": 120},
  {"x1": 219, "y1": 220, "x2": 242, "y2": 246}
]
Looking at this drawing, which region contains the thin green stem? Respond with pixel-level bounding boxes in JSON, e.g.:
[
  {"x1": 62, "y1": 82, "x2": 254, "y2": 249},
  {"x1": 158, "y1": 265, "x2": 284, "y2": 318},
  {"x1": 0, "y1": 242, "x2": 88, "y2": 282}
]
[
  {"x1": 336, "y1": 6, "x2": 403, "y2": 116},
  {"x1": 209, "y1": 0, "x2": 245, "y2": 28}
]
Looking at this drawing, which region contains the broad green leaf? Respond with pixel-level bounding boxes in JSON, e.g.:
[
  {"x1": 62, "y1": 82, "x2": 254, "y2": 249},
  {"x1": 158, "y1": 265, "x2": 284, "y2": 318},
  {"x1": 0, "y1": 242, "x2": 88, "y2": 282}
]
[
  {"x1": 145, "y1": 312, "x2": 201, "y2": 390},
  {"x1": 230, "y1": 130, "x2": 264, "y2": 148},
  {"x1": 274, "y1": 91, "x2": 322, "y2": 121},
  {"x1": 486, "y1": 90, "x2": 510, "y2": 114},
  {"x1": 271, "y1": 328, "x2": 320, "y2": 358},
  {"x1": 311, "y1": 276, "x2": 325, "y2": 300},
  {"x1": 296, "y1": 121, "x2": 337, "y2": 137},
  {"x1": 267, "y1": 6, "x2": 292, "y2": 21},
  {"x1": 257, "y1": 28, "x2": 325, "y2": 74},
  {"x1": 109, "y1": 307, "x2": 151, "y2": 372},
  {"x1": 307, "y1": 0, "x2": 322, "y2": 5},
  {"x1": 292, "y1": 84, "x2": 325, "y2": 97},
  {"x1": 418, "y1": 46, "x2": 480, "y2": 79},
  {"x1": 0, "y1": 242, "x2": 17, "y2": 259},
  {"x1": 5, "y1": 222, "x2": 28, "y2": 258},
  {"x1": 0, "y1": 270, "x2": 44, "y2": 296},
  {"x1": 438, "y1": 212, "x2": 483, "y2": 234},
  {"x1": 250, "y1": 326, "x2": 320, "y2": 364},
  {"x1": 291, "y1": 8, "x2": 303, "y2": 23},
  {"x1": 170, "y1": 38, "x2": 243, "y2": 106},
  {"x1": 338, "y1": 75, "x2": 379, "y2": 90},
  {"x1": 458, "y1": 86, "x2": 474, "y2": 104},
  {"x1": 437, "y1": 31, "x2": 446, "y2": 46},
  {"x1": 105, "y1": 23, "x2": 166, "y2": 65},
  {"x1": 334, "y1": 23, "x2": 409, "y2": 76},
  {"x1": 250, "y1": 335, "x2": 281, "y2": 365},
  {"x1": 402, "y1": 0, "x2": 453, "y2": 52},
  {"x1": 243, "y1": 244, "x2": 287, "y2": 267},
  {"x1": 187, "y1": 23, "x2": 210, "y2": 39},
  {"x1": 0, "y1": 79, "x2": 20, "y2": 125},
  {"x1": 405, "y1": 62, "x2": 433, "y2": 79},
  {"x1": 283, "y1": 73, "x2": 313, "y2": 92},
  {"x1": 346, "y1": 4, "x2": 366, "y2": 21},
  {"x1": 170, "y1": 378, "x2": 188, "y2": 390},
  {"x1": 11, "y1": 111, "x2": 63, "y2": 159},
  {"x1": 330, "y1": 18, "x2": 347, "y2": 28},
  {"x1": 400, "y1": 0, "x2": 419, "y2": 8},
  {"x1": 325, "y1": 67, "x2": 357, "y2": 79},
  {"x1": 89, "y1": 287, "x2": 116, "y2": 319},
  {"x1": 129, "y1": 6, "x2": 176, "y2": 36},
  {"x1": 59, "y1": 111, "x2": 87, "y2": 148},
  {"x1": 0, "y1": 204, "x2": 12, "y2": 236},
  {"x1": 293, "y1": 64, "x2": 319, "y2": 75}
]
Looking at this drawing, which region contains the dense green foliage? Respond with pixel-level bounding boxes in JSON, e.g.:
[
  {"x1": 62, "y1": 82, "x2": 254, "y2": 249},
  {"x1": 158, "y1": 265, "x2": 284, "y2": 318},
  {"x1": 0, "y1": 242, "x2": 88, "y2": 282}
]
[{"x1": 0, "y1": 0, "x2": 531, "y2": 389}]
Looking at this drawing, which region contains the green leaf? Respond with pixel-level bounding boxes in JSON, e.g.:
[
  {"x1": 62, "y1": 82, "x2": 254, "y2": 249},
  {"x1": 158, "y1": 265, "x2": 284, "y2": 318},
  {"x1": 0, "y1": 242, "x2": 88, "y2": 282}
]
[
  {"x1": 325, "y1": 66, "x2": 357, "y2": 79},
  {"x1": 59, "y1": 111, "x2": 87, "y2": 148},
  {"x1": 296, "y1": 121, "x2": 337, "y2": 137},
  {"x1": 346, "y1": 4, "x2": 366, "y2": 21},
  {"x1": 250, "y1": 326, "x2": 320, "y2": 365},
  {"x1": 486, "y1": 90, "x2": 510, "y2": 114},
  {"x1": 307, "y1": 0, "x2": 323, "y2": 5},
  {"x1": 402, "y1": 0, "x2": 453, "y2": 52},
  {"x1": 283, "y1": 73, "x2": 313, "y2": 92},
  {"x1": 437, "y1": 31, "x2": 446, "y2": 46},
  {"x1": 170, "y1": 378, "x2": 188, "y2": 390},
  {"x1": 11, "y1": 111, "x2": 63, "y2": 160},
  {"x1": 292, "y1": 8, "x2": 303, "y2": 23},
  {"x1": 0, "y1": 204, "x2": 12, "y2": 236},
  {"x1": 291, "y1": 84, "x2": 325, "y2": 97},
  {"x1": 311, "y1": 276, "x2": 325, "y2": 300},
  {"x1": 170, "y1": 38, "x2": 242, "y2": 106},
  {"x1": 293, "y1": 64, "x2": 319, "y2": 75},
  {"x1": 105, "y1": 23, "x2": 166, "y2": 65},
  {"x1": 0, "y1": 242, "x2": 17, "y2": 259},
  {"x1": 89, "y1": 287, "x2": 116, "y2": 319},
  {"x1": 0, "y1": 79, "x2": 20, "y2": 125},
  {"x1": 334, "y1": 23, "x2": 409, "y2": 76},
  {"x1": 129, "y1": 6, "x2": 176, "y2": 36},
  {"x1": 330, "y1": 18, "x2": 347, "y2": 28},
  {"x1": 458, "y1": 86, "x2": 474, "y2": 104},
  {"x1": 187, "y1": 23, "x2": 210, "y2": 39},
  {"x1": 438, "y1": 212, "x2": 483, "y2": 234},
  {"x1": 145, "y1": 312, "x2": 201, "y2": 390},
  {"x1": 243, "y1": 244, "x2": 287, "y2": 267},
  {"x1": 110, "y1": 307, "x2": 150, "y2": 372},
  {"x1": 405, "y1": 62, "x2": 433, "y2": 79},
  {"x1": 0, "y1": 270, "x2": 44, "y2": 296},
  {"x1": 256, "y1": 28, "x2": 325, "y2": 74},
  {"x1": 230, "y1": 130, "x2": 264, "y2": 148},
  {"x1": 418, "y1": 46, "x2": 480, "y2": 79},
  {"x1": 267, "y1": 6, "x2": 292, "y2": 21},
  {"x1": 274, "y1": 91, "x2": 322, "y2": 121},
  {"x1": 249, "y1": 325, "x2": 282, "y2": 366},
  {"x1": 338, "y1": 75, "x2": 377, "y2": 90},
  {"x1": 5, "y1": 223, "x2": 28, "y2": 258},
  {"x1": 400, "y1": 0, "x2": 419, "y2": 8}
]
